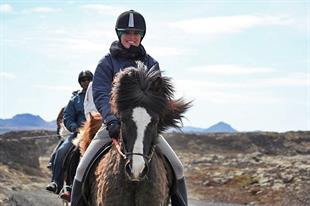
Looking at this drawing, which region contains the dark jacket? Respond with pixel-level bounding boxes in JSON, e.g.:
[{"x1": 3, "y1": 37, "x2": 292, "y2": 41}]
[
  {"x1": 63, "y1": 90, "x2": 86, "y2": 132},
  {"x1": 93, "y1": 41, "x2": 159, "y2": 123}
]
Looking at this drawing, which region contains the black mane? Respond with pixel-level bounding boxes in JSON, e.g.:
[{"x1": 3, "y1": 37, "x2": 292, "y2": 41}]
[
  {"x1": 111, "y1": 62, "x2": 191, "y2": 132},
  {"x1": 112, "y1": 62, "x2": 173, "y2": 114}
]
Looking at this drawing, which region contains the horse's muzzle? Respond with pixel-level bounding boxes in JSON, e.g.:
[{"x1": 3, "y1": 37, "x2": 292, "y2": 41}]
[{"x1": 125, "y1": 159, "x2": 149, "y2": 182}]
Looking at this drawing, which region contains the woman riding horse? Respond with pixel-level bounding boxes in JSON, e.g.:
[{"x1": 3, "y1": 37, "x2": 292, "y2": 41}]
[
  {"x1": 46, "y1": 71, "x2": 93, "y2": 197},
  {"x1": 78, "y1": 64, "x2": 191, "y2": 206},
  {"x1": 71, "y1": 10, "x2": 190, "y2": 206}
]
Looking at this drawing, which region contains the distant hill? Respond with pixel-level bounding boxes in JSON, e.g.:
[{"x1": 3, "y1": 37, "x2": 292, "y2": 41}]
[
  {"x1": 0, "y1": 113, "x2": 237, "y2": 134},
  {"x1": 0, "y1": 114, "x2": 56, "y2": 133},
  {"x1": 204, "y1": 121, "x2": 237, "y2": 133},
  {"x1": 180, "y1": 126, "x2": 206, "y2": 133},
  {"x1": 171, "y1": 121, "x2": 237, "y2": 134}
]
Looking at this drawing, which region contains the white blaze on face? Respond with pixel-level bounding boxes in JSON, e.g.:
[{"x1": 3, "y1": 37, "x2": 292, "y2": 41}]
[{"x1": 131, "y1": 107, "x2": 151, "y2": 179}]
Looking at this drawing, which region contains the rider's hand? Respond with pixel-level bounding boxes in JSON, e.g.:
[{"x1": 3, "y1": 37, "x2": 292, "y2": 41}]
[{"x1": 106, "y1": 120, "x2": 120, "y2": 139}]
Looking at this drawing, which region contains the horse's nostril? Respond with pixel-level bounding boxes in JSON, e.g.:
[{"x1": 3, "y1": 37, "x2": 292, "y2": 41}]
[
  {"x1": 125, "y1": 161, "x2": 132, "y2": 176},
  {"x1": 139, "y1": 163, "x2": 148, "y2": 179}
]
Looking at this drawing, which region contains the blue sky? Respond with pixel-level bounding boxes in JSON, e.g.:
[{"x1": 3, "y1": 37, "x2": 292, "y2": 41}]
[{"x1": 0, "y1": 0, "x2": 309, "y2": 132}]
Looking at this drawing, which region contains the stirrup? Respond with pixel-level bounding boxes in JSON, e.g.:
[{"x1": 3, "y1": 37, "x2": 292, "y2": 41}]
[
  {"x1": 59, "y1": 185, "x2": 72, "y2": 202},
  {"x1": 47, "y1": 162, "x2": 52, "y2": 170},
  {"x1": 46, "y1": 182, "x2": 58, "y2": 194}
]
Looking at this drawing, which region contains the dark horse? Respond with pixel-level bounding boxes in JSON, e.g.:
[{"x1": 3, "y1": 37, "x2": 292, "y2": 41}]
[{"x1": 79, "y1": 63, "x2": 191, "y2": 206}]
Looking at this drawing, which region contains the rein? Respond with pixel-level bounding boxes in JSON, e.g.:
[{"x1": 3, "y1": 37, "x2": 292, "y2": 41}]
[
  {"x1": 112, "y1": 138, "x2": 126, "y2": 159},
  {"x1": 112, "y1": 138, "x2": 156, "y2": 163}
]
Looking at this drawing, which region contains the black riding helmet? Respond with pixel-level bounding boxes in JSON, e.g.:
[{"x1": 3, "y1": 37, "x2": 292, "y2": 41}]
[
  {"x1": 115, "y1": 10, "x2": 146, "y2": 40},
  {"x1": 78, "y1": 70, "x2": 93, "y2": 84}
]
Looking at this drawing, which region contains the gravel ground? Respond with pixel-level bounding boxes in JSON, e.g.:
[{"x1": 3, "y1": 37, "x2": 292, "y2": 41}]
[
  {"x1": 190, "y1": 200, "x2": 252, "y2": 206},
  {"x1": 3, "y1": 189, "x2": 250, "y2": 206}
]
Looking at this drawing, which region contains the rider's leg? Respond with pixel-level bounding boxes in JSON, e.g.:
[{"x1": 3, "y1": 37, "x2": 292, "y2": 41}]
[
  {"x1": 71, "y1": 124, "x2": 111, "y2": 206},
  {"x1": 157, "y1": 135, "x2": 188, "y2": 206},
  {"x1": 59, "y1": 145, "x2": 81, "y2": 201},
  {"x1": 48, "y1": 139, "x2": 64, "y2": 169},
  {"x1": 46, "y1": 133, "x2": 75, "y2": 194}
]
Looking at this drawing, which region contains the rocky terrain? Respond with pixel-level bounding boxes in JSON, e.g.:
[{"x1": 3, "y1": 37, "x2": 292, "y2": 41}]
[
  {"x1": 0, "y1": 130, "x2": 310, "y2": 205},
  {"x1": 167, "y1": 131, "x2": 310, "y2": 206}
]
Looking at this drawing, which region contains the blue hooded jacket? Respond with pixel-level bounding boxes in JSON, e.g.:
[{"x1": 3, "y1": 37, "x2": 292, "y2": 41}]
[
  {"x1": 93, "y1": 41, "x2": 159, "y2": 124},
  {"x1": 63, "y1": 90, "x2": 86, "y2": 132}
]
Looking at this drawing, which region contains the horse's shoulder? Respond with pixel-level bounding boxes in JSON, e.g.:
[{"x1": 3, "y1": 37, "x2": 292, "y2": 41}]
[{"x1": 155, "y1": 148, "x2": 175, "y2": 188}]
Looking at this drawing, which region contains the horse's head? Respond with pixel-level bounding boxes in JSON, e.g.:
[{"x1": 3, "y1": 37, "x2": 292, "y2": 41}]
[{"x1": 111, "y1": 62, "x2": 191, "y2": 181}]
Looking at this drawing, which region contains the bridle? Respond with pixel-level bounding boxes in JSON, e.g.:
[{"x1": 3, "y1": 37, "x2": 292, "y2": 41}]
[
  {"x1": 112, "y1": 112, "x2": 158, "y2": 180},
  {"x1": 112, "y1": 138, "x2": 156, "y2": 164}
]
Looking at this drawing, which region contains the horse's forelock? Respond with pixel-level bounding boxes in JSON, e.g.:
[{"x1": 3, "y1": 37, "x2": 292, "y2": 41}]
[
  {"x1": 111, "y1": 64, "x2": 191, "y2": 133},
  {"x1": 111, "y1": 66, "x2": 172, "y2": 115}
]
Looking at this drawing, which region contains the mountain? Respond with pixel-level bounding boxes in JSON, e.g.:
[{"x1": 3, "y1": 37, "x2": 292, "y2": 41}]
[
  {"x1": 204, "y1": 121, "x2": 237, "y2": 133},
  {"x1": 169, "y1": 121, "x2": 237, "y2": 134},
  {"x1": 0, "y1": 114, "x2": 56, "y2": 133},
  {"x1": 0, "y1": 113, "x2": 237, "y2": 134},
  {"x1": 180, "y1": 126, "x2": 206, "y2": 133}
]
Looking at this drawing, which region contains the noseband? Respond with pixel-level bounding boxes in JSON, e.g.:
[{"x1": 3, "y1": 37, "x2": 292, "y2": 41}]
[{"x1": 112, "y1": 138, "x2": 156, "y2": 163}]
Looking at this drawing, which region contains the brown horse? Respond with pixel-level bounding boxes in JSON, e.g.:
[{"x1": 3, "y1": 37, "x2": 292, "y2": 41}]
[{"x1": 79, "y1": 63, "x2": 191, "y2": 206}]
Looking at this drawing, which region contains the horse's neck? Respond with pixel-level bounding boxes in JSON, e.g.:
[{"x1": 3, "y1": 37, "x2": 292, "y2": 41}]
[
  {"x1": 97, "y1": 146, "x2": 126, "y2": 177},
  {"x1": 92, "y1": 147, "x2": 172, "y2": 206}
]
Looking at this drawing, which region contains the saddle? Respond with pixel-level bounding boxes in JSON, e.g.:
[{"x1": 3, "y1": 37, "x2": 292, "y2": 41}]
[{"x1": 81, "y1": 142, "x2": 112, "y2": 202}]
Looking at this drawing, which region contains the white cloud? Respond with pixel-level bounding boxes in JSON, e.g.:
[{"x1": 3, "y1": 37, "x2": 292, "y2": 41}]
[
  {"x1": 29, "y1": 7, "x2": 63, "y2": 13},
  {"x1": 189, "y1": 64, "x2": 275, "y2": 75},
  {"x1": 43, "y1": 36, "x2": 110, "y2": 55},
  {"x1": 79, "y1": 4, "x2": 124, "y2": 16},
  {"x1": 6, "y1": 28, "x2": 115, "y2": 56},
  {"x1": 170, "y1": 15, "x2": 294, "y2": 34},
  {"x1": 0, "y1": 72, "x2": 16, "y2": 80},
  {"x1": 0, "y1": 4, "x2": 12, "y2": 13},
  {"x1": 175, "y1": 72, "x2": 309, "y2": 92},
  {"x1": 174, "y1": 72, "x2": 309, "y2": 104},
  {"x1": 174, "y1": 79, "x2": 281, "y2": 104},
  {"x1": 256, "y1": 74, "x2": 310, "y2": 87},
  {"x1": 148, "y1": 46, "x2": 190, "y2": 57},
  {"x1": 33, "y1": 84, "x2": 75, "y2": 92}
]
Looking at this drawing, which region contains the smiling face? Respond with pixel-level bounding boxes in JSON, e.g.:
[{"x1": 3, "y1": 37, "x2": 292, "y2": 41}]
[
  {"x1": 120, "y1": 30, "x2": 142, "y2": 48},
  {"x1": 120, "y1": 106, "x2": 159, "y2": 181}
]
